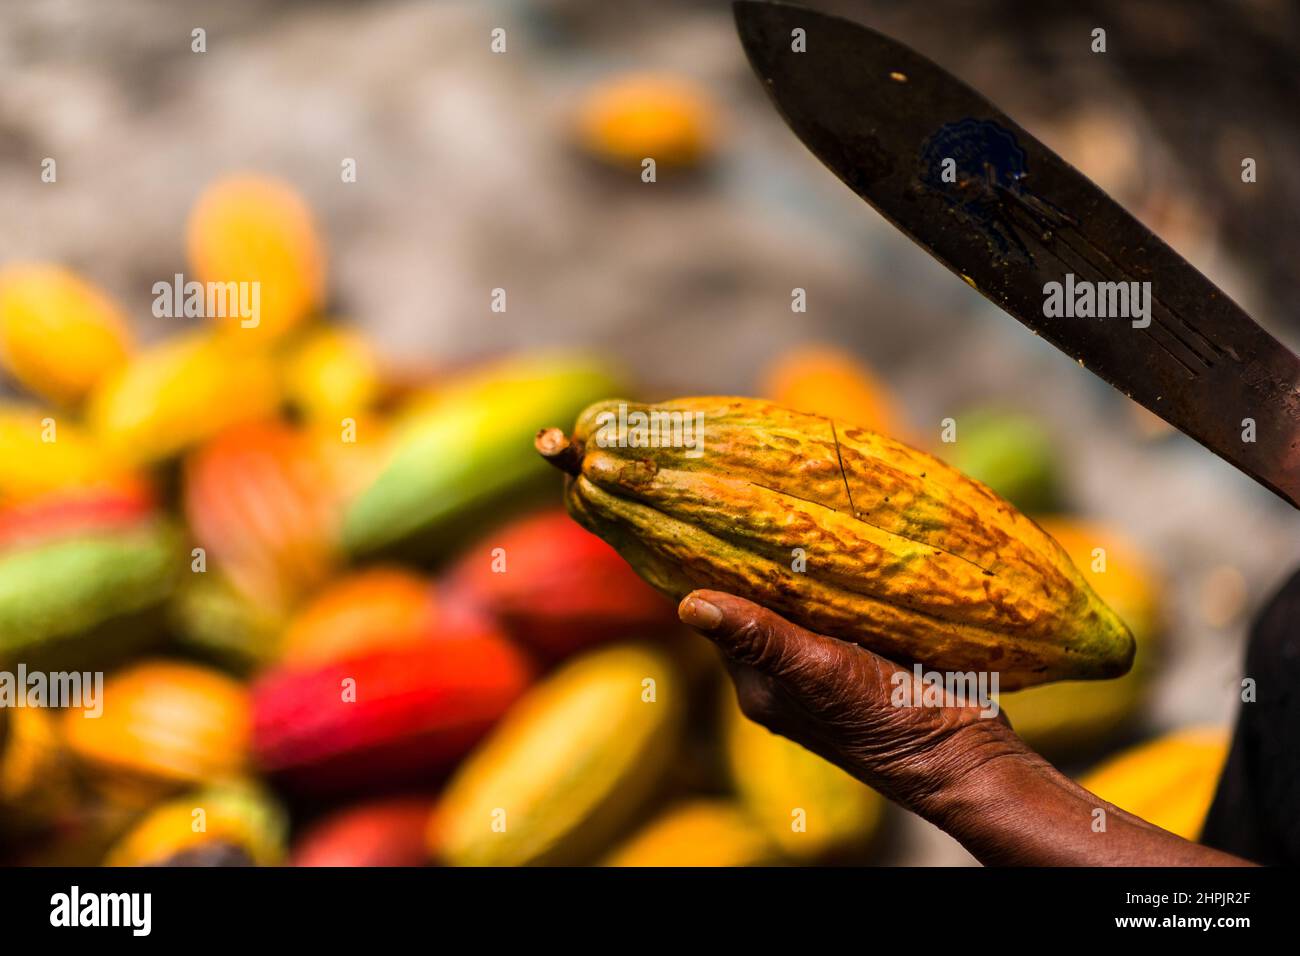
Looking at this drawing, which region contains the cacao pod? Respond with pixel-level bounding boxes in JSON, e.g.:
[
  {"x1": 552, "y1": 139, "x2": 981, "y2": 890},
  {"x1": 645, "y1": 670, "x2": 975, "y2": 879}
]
[
  {"x1": 62, "y1": 660, "x2": 251, "y2": 797},
  {"x1": 169, "y1": 573, "x2": 287, "y2": 672},
  {"x1": 444, "y1": 508, "x2": 674, "y2": 660},
  {"x1": 574, "y1": 73, "x2": 717, "y2": 170},
  {"x1": 105, "y1": 782, "x2": 287, "y2": 867},
  {"x1": 431, "y1": 644, "x2": 683, "y2": 866},
  {"x1": 252, "y1": 631, "x2": 532, "y2": 793},
  {"x1": 87, "y1": 331, "x2": 279, "y2": 465},
  {"x1": 186, "y1": 175, "x2": 326, "y2": 345},
  {"x1": 279, "y1": 567, "x2": 441, "y2": 665},
  {"x1": 183, "y1": 420, "x2": 340, "y2": 609},
  {"x1": 0, "y1": 706, "x2": 79, "y2": 838},
  {"x1": 292, "y1": 798, "x2": 433, "y2": 867},
  {"x1": 603, "y1": 799, "x2": 775, "y2": 867},
  {"x1": 1078, "y1": 727, "x2": 1229, "y2": 842},
  {"x1": 539, "y1": 397, "x2": 1134, "y2": 690},
  {"x1": 944, "y1": 407, "x2": 1063, "y2": 514},
  {"x1": 0, "y1": 493, "x2": 179, "y2": 667},
  {"x1": 342, "y1": 353, "x2": 624, "y2": 561},
  {"x1": 1001, "y1": 517, "x2": 1162, "y2": 756},
  {"x1": 0, "y1": 405, "x2": 142, "y2": 506},
  {"x1": 760, "y1": 345, "x2": 905, "y2": 440},
  {"x1": 282, "y1": 327, "x2": 382, "y2": 426},
  {"x1": 723, "y1": 697, "x2": 884, "y2": 861},
  {"x1": 0, "y1": 263, "x2": 132, "y2": 406}
]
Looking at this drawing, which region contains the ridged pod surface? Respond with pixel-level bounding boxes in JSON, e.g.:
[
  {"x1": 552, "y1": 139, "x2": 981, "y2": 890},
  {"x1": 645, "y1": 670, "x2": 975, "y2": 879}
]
[
  {"x1": 542, "y1": 397, "x2": 1134, "y2": 690},
  {"x1": 430, "y1": 644, "x2": 683, "y2": 866}
]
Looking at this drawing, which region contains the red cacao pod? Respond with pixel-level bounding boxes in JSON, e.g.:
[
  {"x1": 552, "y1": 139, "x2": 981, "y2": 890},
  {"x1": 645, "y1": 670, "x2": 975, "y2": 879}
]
[
  {"x1": 444, "y1": 509, "x2": 672, "y2": 659},
  {"x1": 183, "y1": 420, "x2": 340, "y2": 609},
  {"x1": 291, "y1": 798, "x2": 433, "y2": 867},
  {"x1": 251, "y1": 631, "x2": 532, "y2": 793}
]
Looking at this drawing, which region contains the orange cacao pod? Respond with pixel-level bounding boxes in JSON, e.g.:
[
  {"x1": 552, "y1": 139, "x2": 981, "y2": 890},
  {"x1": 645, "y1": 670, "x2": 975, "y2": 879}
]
[{"x1": 184, "y1": 420, "x2": 340, "y2": 609}]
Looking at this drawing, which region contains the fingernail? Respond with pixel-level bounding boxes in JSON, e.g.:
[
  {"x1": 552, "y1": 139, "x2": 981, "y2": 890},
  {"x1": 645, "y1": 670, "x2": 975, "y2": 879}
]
[{"x1": 679, "y1": 596, "x2": 723, "y2": 631}]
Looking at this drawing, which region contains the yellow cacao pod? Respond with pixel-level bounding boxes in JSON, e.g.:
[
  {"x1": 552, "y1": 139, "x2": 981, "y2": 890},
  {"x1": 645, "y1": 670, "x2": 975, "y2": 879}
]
[
  {"x1": 87, "y1": 331, "x2": 279, "y2": 464},
  {"x1": 1078, "y1": 727, "x2": 1230, "y2": 841},
  {"x1": 0, "y1": 405, "x2": 140, "y2": 505},
  {"x1": 431, "y1": 644, "x2": 684, "y2": 866},
  {"x1": 604, "y1": 799, "x2": 776, "y2": 867},
  {"x1": 723, "y1": 698, "x2": 883, "y2": 861},
  {"x1": 105, "y1": 782, "x2": 287, "y2": 866},
  {"x1": 186, "y1": 175, "x2": 326, "y2": 345},
  {"x1": 282, "y1": 327, "x2": 381, "y2": 425},
  {"x1": 63, "y1": 660, "x2": 250, "y2": 792},
  {"x1": 0, "y1": 263, "x2": 132, "y2": 405},
  {"x1": 541, "y1": 397, "x2": 1134, "y2": 690},
  {"x1": 1002, "y1": 517, "x2": 1162, "y2": 755}
]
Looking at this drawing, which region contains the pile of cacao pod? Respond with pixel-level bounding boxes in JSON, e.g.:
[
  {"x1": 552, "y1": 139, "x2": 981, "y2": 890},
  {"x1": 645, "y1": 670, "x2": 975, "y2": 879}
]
[{"x1": 0, "y1": 169, "x2": 1219, "y2": 868}]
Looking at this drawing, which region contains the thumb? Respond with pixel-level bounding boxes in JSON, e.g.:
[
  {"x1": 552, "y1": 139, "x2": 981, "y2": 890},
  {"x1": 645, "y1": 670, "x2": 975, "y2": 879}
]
[{"x1": 677, "y1": 589, "x2": 898, "y2": 711}]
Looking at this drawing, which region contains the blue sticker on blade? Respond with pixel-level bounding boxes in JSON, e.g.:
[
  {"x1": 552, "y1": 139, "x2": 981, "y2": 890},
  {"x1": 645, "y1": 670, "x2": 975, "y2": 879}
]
[{"x1": 919, "y1": 118, "x2": 1072, "y2": 264}]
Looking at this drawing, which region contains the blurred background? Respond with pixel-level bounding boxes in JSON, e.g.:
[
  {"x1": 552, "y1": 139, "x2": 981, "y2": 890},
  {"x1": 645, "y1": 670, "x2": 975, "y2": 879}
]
[{"x1": 1, "y1": 0, "x2": 1298, "y2": 866}]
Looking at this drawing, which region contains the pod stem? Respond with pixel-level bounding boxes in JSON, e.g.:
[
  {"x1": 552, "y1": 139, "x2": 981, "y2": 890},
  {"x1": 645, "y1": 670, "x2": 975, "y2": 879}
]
[{"x1": 535, "y1": 427, "x2": 583, "y2": 475}]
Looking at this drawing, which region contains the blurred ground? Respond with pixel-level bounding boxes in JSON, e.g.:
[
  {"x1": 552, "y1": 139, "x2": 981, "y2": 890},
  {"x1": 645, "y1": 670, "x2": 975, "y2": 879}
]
[{"x1": 2, "y1": 0, "x2": 1298, "y2": 865}]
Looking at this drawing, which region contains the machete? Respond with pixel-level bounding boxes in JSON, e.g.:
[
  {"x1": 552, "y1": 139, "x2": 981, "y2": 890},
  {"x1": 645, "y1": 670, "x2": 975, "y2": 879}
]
[{"x1": 735, "y1": 0, "x2": 1300, "y2": 507}]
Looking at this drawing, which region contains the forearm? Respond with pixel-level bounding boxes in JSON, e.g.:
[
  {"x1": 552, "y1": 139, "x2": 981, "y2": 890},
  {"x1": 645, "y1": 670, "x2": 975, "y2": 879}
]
[{"x1": 919, "y1": 726, "x2": 1254, "y2": 867}]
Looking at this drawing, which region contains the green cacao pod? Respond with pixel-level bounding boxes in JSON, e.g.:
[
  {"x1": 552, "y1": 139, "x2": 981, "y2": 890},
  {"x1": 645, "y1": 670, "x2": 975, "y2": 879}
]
[
  {"x1": 342, "y1": 353, "x2": 624, "y2": 561},
  {"x1": 538, "y1": 397, "x2": 1133, "y2": 691}
]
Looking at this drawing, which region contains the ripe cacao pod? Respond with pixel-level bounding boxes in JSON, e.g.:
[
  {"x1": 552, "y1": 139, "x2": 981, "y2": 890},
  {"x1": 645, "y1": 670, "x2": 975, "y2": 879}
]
[
  {"x1": 603, "y1": 799, "x2": 775, "y2": 867},
  {"x1": 574, "y1": 73, "x2": 717, "y2": 170},
  {"x1": 186, "y1": 175, "x2": 326, "y2": 345},
  {"x1": 279, "y1": 567, "x2": 441, "y2": 665},
  {"x1": 104, "y1": 782, "x2": 287, "y2": 867},
  {"x1": 723, "y1": 697, "x2": 884, "y2": 861},
  {"x1": 0, "y1": 263, "x2": 132, "y2": 405},
  {"x1": 63, "y1": 660, "x2": 250, "y2": 797},
  {"x1": 0, "y1": 405, "x2": 142, "y2": 506},
  {"x1": 430, "y1": 644, "x2": 683, "y2": 866},
  {"x1": 342, "y1": 353, "x2": 624, "y2": 561},
  {"x1": 292, "y1": 798, "x2": 433, "y2": 867},
  {"x1": 282, "y1": 327, "x2": 382, "y2": 425},
  {"x1": 252, "y1": 631, "x2": 532, "y2": 793},
  {"x1": 1001, "y1": 517, "x2": 1162, "y2": 756},
  {"x1": 87, "y1": 331, "x2": 279, "y2": 465},
  {"x1": 444, "y1": 509, "x2": 674, "y2": 660},
  {"x1": 760, "y1": 345, "x2": 905, "y2": 440},
  {"x1": 183, "y1": 420, "x2": 340, "y2": 609},
  {"x1": 0, "y1": 706, "x2": 79, "y2": 838},
  {"x1": 1078, "y1": 727, "x2": 1229, "y2": 842},
  {"x1": 539, "y1": 397, "x2": 1134, "y2": 690}
]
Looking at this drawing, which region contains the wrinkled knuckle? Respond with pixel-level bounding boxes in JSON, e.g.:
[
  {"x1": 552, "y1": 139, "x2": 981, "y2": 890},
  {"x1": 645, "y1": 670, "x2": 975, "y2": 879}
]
[{"x1": 728, "y1": 616, "x2": 780, "y2": 669}]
